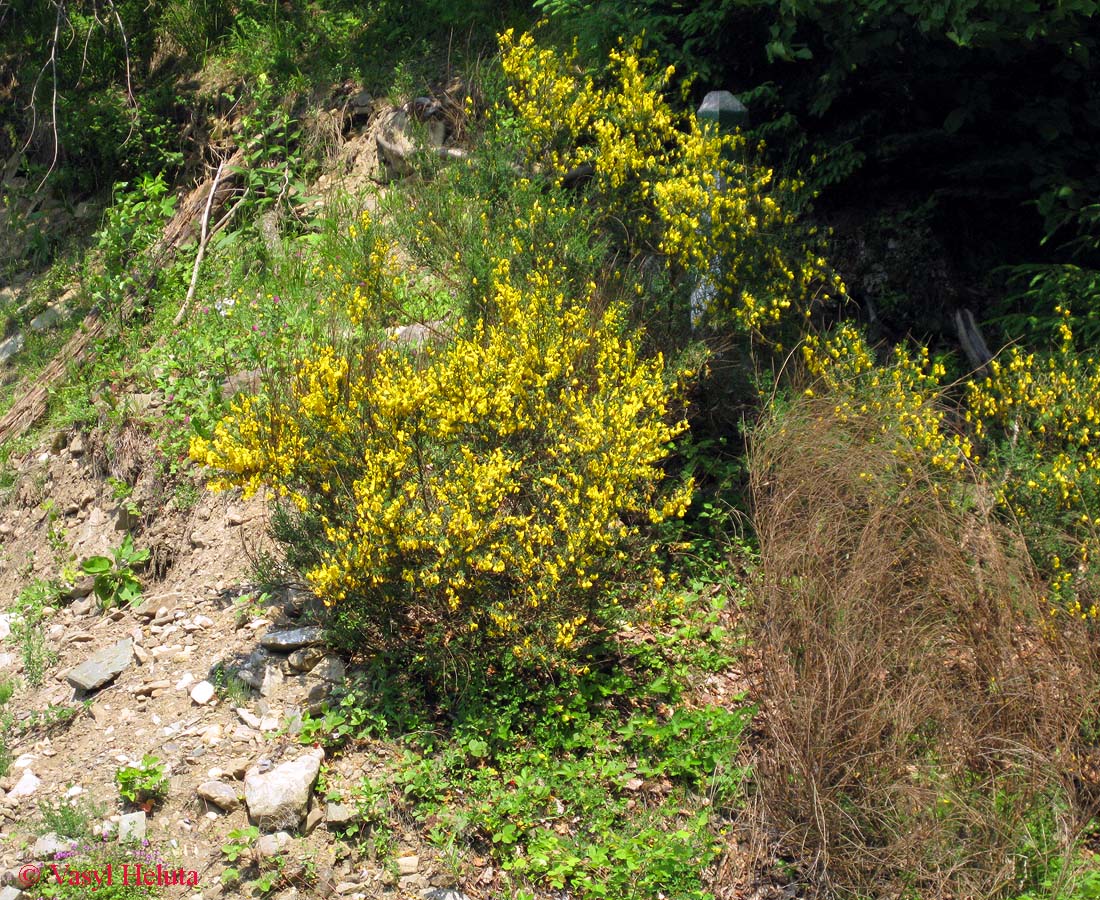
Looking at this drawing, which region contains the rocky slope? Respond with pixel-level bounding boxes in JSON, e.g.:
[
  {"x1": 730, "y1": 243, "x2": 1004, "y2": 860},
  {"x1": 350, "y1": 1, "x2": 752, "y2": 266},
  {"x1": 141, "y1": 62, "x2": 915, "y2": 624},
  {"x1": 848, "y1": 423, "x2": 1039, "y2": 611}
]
[{"x1": 0, "y1": 388, "x2": 468, "y2": 900}]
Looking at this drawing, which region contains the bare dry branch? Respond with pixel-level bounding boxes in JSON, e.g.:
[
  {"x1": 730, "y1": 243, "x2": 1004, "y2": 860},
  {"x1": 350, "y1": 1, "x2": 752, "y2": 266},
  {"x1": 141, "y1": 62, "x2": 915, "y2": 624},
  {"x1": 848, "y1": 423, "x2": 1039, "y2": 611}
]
[{"x1": 174, "y1": 158, "x2": 226, "y2": 327}]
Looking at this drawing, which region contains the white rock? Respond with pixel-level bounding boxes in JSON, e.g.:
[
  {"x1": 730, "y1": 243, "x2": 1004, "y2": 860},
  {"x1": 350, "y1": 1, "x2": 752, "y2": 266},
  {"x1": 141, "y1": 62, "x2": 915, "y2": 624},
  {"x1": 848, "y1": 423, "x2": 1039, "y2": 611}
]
[
  {"x1": 255, "y1": 830, "x2": 291, "y2": 860},
  {"x1": 236, "y1": 708, "x2": 262, "y2": 729},
  {"x1": 190, "y1": 681, "x2": 216, "y2": 705},
  {"x1": 118, "y1": 811, "x2": 146, "y2": 843},
  {"x1": 8, "y1": 769, "x2": 40, "y2": 799},
  {"x1": 33, "y1": 832, "x2": 72, "y2": 856},
  {"x1": 197, "y1": 780, "x2": 241, "y2": 812},
  {"x1": 175, "y1": 673, "x2": 195, "y2": 691}
]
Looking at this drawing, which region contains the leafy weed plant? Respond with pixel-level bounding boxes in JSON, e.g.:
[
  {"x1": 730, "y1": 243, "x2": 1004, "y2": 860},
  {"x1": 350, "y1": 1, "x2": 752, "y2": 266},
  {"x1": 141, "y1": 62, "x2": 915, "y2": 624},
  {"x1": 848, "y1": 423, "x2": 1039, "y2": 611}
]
[
  {"x1": 116, "y1": 756, "x2": 168, "y2": 810},
  {"x1": 81, "y1": 535, "x2": 149, "y2": 611},
  {"x1": 38, "y1": 796, "x2": 105, "y2": 841}
]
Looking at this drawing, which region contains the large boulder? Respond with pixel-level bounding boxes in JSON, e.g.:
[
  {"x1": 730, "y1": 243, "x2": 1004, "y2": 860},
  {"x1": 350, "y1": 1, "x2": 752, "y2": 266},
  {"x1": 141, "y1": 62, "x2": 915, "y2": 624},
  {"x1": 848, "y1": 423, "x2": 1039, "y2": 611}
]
[
  {"x1": 244, "y1": 748, "x2": 324, "y2": 830},
  {"x1": 374, "y1": 108, "x2": 416, "y2": 179}
]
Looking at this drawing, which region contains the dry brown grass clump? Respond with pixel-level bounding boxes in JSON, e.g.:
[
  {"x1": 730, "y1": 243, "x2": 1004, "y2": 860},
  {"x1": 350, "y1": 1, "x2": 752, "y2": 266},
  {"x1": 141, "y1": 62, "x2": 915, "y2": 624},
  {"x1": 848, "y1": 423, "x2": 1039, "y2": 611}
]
[{"x1": 748, "y1": 397, "x2": 1100, "y2": 899}]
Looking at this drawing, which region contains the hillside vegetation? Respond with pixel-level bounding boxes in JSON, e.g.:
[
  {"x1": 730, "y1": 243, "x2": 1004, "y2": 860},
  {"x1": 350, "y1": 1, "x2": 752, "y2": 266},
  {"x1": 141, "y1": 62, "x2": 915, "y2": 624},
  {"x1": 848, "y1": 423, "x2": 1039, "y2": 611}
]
[{"x1": 0, "y1": 1, "x2": 1099, "y2": 899}]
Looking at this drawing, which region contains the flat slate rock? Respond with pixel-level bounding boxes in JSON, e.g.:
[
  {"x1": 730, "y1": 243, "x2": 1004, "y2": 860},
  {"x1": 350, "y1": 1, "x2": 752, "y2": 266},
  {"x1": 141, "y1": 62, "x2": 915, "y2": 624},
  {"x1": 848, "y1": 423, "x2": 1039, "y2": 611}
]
[
  {"x1": 66, "y1": 638, "x2": 133, "y2": 691},
  {"x1": 260, "y1": 627, "x2": 323, "y2": 652}
]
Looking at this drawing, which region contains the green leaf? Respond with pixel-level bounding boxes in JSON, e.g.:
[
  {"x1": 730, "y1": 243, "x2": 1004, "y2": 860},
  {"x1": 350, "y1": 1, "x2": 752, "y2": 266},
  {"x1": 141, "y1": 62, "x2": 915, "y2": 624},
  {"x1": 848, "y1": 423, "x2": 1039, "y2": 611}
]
[{"x1": 81, "y1": 556, "x2": 111, "y2": 575}]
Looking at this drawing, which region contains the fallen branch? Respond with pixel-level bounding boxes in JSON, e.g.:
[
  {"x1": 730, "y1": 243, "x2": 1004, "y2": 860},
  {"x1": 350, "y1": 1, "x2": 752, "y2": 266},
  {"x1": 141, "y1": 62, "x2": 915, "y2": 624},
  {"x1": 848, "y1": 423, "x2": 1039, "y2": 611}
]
[{"x1": 174, "y1": 159, "x2": 225, "y2": 327}]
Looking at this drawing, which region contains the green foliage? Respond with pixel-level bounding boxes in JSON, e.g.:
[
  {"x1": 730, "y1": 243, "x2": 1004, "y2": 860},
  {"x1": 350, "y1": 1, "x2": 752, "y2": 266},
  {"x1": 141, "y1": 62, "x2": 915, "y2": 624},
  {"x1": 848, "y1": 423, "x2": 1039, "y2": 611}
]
[
  {"x1": 220, "y1": 825, "x2": 259, "y2": 886},
  {"x1": 0, "y1": 189, "x2": 55, "y2": 276},
  {"x1": 158, "y1": 0, "x2": 233, "y2": 59},
  {"x1": 533, "y1": 0, "x2": 744, "y2": 85},
  {"x1": 299, "y1": 587, "x2": 750, "y2": 900},
  {"x1": 30, "y1": 839, "x2": 166, "y2": 900},
  {"x1": 214, "y1": 74, "x2": 311, "y2": 271},
  {"x1": 0, "y1": 677, "x2": 14, "y2": 777},
  {"x1": 221, "y1": 825, "x2": 258, "y2": 864},
  {"x1": 115, "y1": 755, "x2": 168, "y2": 809},
  {"x1": 1010, "y1": 818, "x2": 1100, "y2": 900},
  {"x1": 219, "y1": 825, "x2": 285, "y2": 894},
  {"x1": 211, "y1": 663, "x2": 253, "y2": 705},
  {"x1": 995, "y1": 263, "x2": 1100, "y2": 349},
  {"x1": 349, "y1": 776, "x2": 392, "y2": 837},
  {"x1": 220, "y1": 0, "x2": 525, "y2": 91},
  {"x1": 16, "y1": 703, "x2": 85, "y2": 736},
  {"x1": 10, "y1": 579, "x2": 61, "y2": 687},
  {"x1": 88, "y1": 175, "x2": 180, "y2": 326},
  {"x1": 56, "y1": 87, "x2": 185, "y2": 193},
  {"x1": 80, "y1": 535, "x2": 149, "y2": 611},
  {"x1": 38, "y1": 796, "x2": 104, "y2": 841}
]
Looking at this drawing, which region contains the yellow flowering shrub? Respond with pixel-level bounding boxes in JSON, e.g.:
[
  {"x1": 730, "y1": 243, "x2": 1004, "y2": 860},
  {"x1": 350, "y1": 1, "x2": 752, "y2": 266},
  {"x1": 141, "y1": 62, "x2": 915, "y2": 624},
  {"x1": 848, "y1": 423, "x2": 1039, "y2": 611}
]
[
  {"x1": 498, "y1": 30, "x2": 842, "y2": 333},
  {"x1": 801, "y1": 317, "x2": 1100, "y2": 624},
  {"x1": 801, "y1": 324, "x2": 973, "y2": 476},
  {"x1": 966, "y1": 307, "x2": 1100, "y2": 621},
  {"x1": 191, "y1": 222, "x2": 691, "y2": 659}
]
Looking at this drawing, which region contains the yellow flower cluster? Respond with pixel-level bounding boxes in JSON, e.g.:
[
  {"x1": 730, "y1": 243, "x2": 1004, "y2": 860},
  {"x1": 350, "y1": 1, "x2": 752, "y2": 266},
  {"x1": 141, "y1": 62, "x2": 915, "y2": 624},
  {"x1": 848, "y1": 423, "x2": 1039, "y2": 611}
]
[
  {"x1": 801, "y1": 316, "x2": 1099, "y2": 624},
  {"x1": 192, "y1": 229, "x2": 691, "y2": 657},
  {"x1": 498, "y1": 30, "x2": 842, "y2": 333},
  {"x1": 802, "y1": 324, "x2": 973, "y2": 475},
  {"x1": 966, "y1": 309, "x2": 1100, "y2": 619}
]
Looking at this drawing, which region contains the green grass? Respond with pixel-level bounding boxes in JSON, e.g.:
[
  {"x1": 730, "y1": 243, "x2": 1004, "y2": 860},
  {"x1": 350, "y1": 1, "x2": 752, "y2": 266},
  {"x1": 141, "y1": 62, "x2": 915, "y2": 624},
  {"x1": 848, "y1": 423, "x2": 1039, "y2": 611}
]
[
  {"x1": 9, "y1": 579, "x2": 61, "y2": 687},
  {"x1": 38, "y1": 797, "x2": 104, "y2": 841}
]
